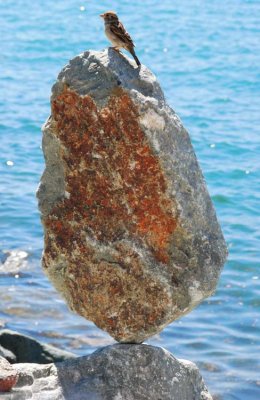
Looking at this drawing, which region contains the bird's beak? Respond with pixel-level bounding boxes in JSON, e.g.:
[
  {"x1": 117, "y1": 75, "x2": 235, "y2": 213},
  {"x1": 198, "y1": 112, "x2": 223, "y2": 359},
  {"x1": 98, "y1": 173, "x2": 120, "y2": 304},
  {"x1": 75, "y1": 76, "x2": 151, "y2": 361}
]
[{"x1": 100, "y1": 14, "x2": 104, "y2": 18}]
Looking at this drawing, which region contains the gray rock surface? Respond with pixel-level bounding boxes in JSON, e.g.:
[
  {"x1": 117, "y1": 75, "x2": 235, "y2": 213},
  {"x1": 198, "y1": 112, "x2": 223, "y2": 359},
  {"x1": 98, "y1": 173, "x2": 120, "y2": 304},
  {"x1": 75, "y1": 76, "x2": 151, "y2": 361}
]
[
  {"x1": 0, "y1": 330, "x2": 76, "y2": 364},
  {"x1": 37, "y1": 48, "x2": 227, "y2": 342},
  {"x1": 0, "y1": 250, "x2": 28, "y2": 275},
  {"x1": 9, "y1": 344, "x2": 212, "y2": 400}
]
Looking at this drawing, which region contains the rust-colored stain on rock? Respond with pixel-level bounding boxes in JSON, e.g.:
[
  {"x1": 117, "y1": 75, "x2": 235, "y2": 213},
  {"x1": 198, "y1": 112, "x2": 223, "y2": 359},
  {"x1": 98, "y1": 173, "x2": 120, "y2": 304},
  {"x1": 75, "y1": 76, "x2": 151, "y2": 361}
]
[
  {"x1": 43, "y1": 86, "x2": 177, "y2": 341},
  {"x1": 49, "y1": 86, "x2": 177, "y2": 262},
  {"x1": 64, "y1": 244, "x2": 171, "y2": 341}
]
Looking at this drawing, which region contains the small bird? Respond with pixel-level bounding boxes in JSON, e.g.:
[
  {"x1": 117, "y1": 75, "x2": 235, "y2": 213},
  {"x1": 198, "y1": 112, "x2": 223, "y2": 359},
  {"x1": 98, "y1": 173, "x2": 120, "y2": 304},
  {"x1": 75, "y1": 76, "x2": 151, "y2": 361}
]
[{"x1": 100, "y1": 11, "x2": 141, "y2": 67}]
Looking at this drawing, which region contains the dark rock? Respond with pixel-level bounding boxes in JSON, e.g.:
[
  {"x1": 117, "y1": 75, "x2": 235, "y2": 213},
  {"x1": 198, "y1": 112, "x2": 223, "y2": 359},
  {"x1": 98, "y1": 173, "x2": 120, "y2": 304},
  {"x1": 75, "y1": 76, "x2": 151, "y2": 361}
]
[{"x1": 0, "y1": 330, "x2": 76, "y2": 364}]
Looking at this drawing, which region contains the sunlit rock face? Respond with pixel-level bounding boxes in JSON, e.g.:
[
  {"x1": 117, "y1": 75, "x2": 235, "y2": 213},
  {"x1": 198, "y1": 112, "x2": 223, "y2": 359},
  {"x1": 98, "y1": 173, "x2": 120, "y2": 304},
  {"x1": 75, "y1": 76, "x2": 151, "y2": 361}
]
[
  {"x1": 10, "y1": 345, "x2": 213, "y2": 400},
  {"x1": 37, "y1": 49, "x2": 227, "y2": 343}
]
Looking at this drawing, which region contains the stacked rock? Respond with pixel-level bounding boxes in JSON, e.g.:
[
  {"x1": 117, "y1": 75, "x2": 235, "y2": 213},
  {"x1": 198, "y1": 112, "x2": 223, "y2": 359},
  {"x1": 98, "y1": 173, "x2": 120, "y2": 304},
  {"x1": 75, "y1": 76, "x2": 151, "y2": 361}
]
[
  {"x1": 36, "y1": 49, "x2": 227, "y2": 399},
  {"x1": 38, "y1": 49, "x2": 227, "y2": 343}
]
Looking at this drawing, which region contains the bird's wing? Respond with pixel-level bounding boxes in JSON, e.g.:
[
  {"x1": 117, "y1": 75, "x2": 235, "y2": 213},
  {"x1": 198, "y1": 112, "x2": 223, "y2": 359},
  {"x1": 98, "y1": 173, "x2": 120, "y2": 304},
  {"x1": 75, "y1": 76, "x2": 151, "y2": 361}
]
[{"x1": 110, "y1": 22, "x2": 135, "y2": 47}]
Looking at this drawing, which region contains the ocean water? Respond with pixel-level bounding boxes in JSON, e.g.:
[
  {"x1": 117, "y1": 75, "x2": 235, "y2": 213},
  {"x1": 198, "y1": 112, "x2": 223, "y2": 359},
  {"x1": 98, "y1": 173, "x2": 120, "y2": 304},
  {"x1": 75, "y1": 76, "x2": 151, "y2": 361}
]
[{"x1": 0, "y1": 0, "x2": 259, "y2": 398}]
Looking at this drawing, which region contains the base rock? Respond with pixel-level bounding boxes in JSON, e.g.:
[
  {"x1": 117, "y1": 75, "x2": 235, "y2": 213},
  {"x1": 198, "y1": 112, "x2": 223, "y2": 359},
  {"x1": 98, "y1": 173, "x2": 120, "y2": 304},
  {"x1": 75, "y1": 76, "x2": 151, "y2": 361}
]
[
  {"x1": 37, "y1": 49, "x2": 227, "y2": 342},
  {"x1": 10, "y1": 344, "x2": 212, "y2": 400}
]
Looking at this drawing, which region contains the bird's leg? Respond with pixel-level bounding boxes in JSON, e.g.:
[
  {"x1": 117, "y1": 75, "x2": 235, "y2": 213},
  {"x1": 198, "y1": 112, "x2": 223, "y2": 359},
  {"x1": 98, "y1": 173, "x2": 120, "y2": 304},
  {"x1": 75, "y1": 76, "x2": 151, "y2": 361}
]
[{"x1": 110, "y1": 47, "x2": 121, "y2": 54}]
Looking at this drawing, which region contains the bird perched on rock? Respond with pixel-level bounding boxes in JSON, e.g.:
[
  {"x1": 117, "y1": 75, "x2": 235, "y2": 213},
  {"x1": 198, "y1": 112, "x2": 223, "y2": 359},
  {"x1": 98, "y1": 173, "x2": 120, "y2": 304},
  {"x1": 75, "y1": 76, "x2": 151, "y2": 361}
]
[{"x1": 100, "y1": 11, "x2": 141, "y2": 67}]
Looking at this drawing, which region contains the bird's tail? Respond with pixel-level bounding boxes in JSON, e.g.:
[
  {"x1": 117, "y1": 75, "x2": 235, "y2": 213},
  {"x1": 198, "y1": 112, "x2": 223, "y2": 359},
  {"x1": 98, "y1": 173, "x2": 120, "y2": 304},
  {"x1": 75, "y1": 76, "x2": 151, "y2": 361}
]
[{"x1": 129, "y1": 48, "x2": 141, "y2": 67}]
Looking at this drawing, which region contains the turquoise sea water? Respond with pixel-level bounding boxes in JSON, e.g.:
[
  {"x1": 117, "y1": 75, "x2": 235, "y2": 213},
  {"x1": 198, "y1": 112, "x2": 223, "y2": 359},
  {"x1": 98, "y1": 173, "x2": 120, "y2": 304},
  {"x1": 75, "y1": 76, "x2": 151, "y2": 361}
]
[{"x1": 0, "y1": 0, "x2": 259, "y2": 398}]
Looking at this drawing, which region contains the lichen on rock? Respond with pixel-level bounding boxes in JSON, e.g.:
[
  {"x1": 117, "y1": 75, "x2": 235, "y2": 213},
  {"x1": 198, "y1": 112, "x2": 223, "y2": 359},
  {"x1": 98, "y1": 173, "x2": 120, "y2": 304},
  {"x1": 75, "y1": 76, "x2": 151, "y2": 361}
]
[{"x1": 37, "y1": 49, "x2": 227, "y2": 343}]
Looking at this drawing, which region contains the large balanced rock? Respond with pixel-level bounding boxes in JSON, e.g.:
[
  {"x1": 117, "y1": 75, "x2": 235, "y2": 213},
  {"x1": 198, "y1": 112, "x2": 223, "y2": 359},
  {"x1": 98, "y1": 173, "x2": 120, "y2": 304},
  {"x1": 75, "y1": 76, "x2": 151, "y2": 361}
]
[
  {"x1": 11, "y1": 344, "x2": 212, "y2": 400},
  {"x1": 37, "y1": 49, "x2": 227, "y2": 343}
]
